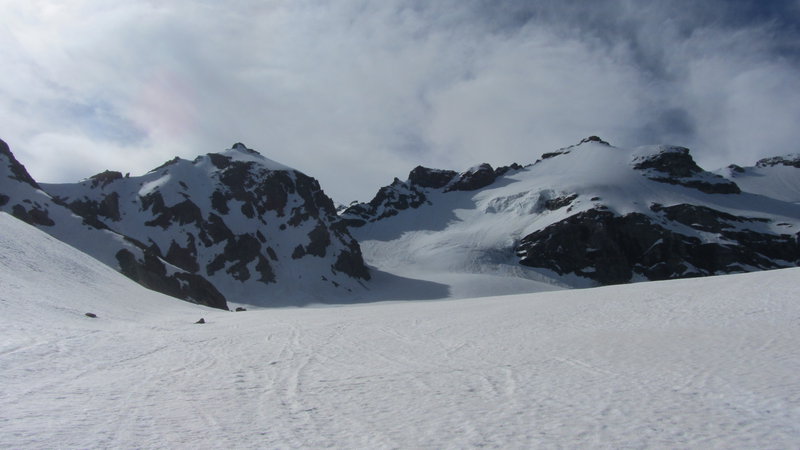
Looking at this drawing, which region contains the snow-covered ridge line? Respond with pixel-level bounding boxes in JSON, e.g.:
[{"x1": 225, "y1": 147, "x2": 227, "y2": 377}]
[
  {"x1": 42, "y1": 142, "x2": 371, "y2": 307},
  {"x1": 3, "y1": 135, "x2": 799, "y2": 305},
  {"x1": 346, "y1": 137, "x2": 800, "y2": 292}
]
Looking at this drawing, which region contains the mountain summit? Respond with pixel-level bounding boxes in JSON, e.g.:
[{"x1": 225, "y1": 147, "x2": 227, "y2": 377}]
[
  {"x1": 3, "y1": 136, "x2": 799, "y2": 304},
  {"x1": 44, "y1": 143, "x2": 370, "y2": 306},
  {"x1": 344, "y1": 137, "x2": 800, "y2": 289}
]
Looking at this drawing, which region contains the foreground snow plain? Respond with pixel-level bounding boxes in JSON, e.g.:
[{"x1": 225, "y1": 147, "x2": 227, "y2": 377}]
[{"x1": 2, "y1": 212, "x2": 799, "y2": 448}]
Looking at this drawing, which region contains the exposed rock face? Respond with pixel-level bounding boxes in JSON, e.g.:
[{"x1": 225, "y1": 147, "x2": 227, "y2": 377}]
[
  {"x1": 350, "y1": 136, "x2": 800, "y2": 289},
  {"x1": 89, "y1": 170, "x2": 124, "y2": 188},
  {"x1": 342, "y1": 162, "x2": 523, "y2": 227},
  {"x1": 538, "y1": 135, "x2": 611, "y2": 161},
  {"x1": 0, "y1": 139, "x2": 228, "y2": 310},
  {"x1": 408, "y1": 166, "x2": 457, "y2": 189},
  {"x1": 445, "y1": 163, "x2": 496, "y2": 192},
  {"x1": 494, "y1": 163, "x2": 524, "y2": 177},
  {"x1": 342, "y1": 178, "x2": 430, "y2": 226},
  {"x1": 516, "y1": 207, "x2": 799, "y2": 285},
  {"x1": 45, "y1": 143, "x2": 370, "y2": 305},
  {"x1": 116, "y1": 248, "x2": 227, "y2": 309},
  {"x1": 582, "y1": 135, "x2": 609, "y2": 145},
  {"x1": 756, "y1": 154, "x2": 800, "y2": 168},
  {"x1": 0, "y1": 139, "x2": 40, "y2": 189},
  {"x1": 727, "y1": 164, "x2": 745, "y2": 174},
  {"x1": 632, "y1": 146, "x2": 741, "y2": 194}
]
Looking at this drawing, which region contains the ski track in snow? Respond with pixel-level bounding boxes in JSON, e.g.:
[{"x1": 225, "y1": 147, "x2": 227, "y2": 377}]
[
  {"x1": 1, "y1": 213, "x2": 800, "y2": 448},
  {"x1": 3, "y1": 280, "x2": 800, "y2": 448}
]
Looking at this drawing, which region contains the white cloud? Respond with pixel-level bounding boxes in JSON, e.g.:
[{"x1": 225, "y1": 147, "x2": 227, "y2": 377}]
[{"x1": 1, "y1": 0, "x2": 799, "y2": 201}]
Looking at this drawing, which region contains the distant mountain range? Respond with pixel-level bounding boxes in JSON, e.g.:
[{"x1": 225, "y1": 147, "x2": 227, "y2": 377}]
[
  {"x1": 2, "y1": 136, "x2": 798, "y2": 308},
  {"x1": 342, "y1": 136, "x2": 799, "y2": 288}
]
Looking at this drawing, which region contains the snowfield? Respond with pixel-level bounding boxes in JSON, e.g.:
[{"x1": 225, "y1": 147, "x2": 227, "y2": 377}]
[{"x1": 2, "y1": 211, "x2": 799, "y2": 448}]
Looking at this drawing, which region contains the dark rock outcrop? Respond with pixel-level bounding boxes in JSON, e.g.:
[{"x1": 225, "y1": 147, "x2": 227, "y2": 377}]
[
  {"x1": 408, "y1": 166, "x2": 457, "y2": 189},
  {"x1": 116, "y1": 248, "x2": 227, "y2": 309},
  {"x1": 632, "y1": 146, "x2": 741, "y2": 194},
  {"x1": 11, "y1": 203, "x2": 55, "y2": 227},
  {"x1": 343, "y1": 162, "x2": 521, "y2": 227},
  {"x1": 0, "y1": 139, "x2": 40, "y2": 189},
  {"x1": 342, "y1": 178, "x2": 428, "y2": 226},
  {"x1": 538, "y1": 136, "x2": 610, "y2": 162},
  {"x1": 494, "y1": 163, "x2": 523, "y2": 177},
  {"x1": 89, "y1": 170, "x2": 123, "y2": 188},
  {"x1": 61, "y1": 192, "x2": 121, "y2": 228},
  {"x1": 756, "y1": 154, "x2": 800, "y2": 168},
  {"x1": 46, "y1": 143, "x2": 370, "y2": 306},
  {"x1": 543, "y1": 194, "x2": 578, "y2": 211},
  {"x1": 727, "y1": 164, "x2": 745, "y2": 174},
  {"x1": 632, "y1": 145, "x2": 701, "y2": 178},
  {"x1": 516, "y1": 207, "x2": 799, "y2": 285},
  {"x1": 445, "y1": 163, "x2": 496, "y2": 192}
]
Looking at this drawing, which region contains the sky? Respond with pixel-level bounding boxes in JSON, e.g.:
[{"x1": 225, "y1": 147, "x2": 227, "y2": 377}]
[{"x1": 1, "y1": 0, "x2": 800, "y2": 202}]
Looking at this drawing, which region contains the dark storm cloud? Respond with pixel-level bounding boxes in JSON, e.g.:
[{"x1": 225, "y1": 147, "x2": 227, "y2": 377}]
[{"x1": 1, "y1": 0, "x2": 799, "y2": 201}]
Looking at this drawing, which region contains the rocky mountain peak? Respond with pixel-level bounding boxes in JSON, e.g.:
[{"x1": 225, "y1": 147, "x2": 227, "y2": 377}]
[
  {"x1": 408, "y1": 166, "x2": 457, "y2": 189},
  {"x1": 539, "y1": 136, "x2": 611, "y2": 161},
  {"x1": 579, "y1": 135, "x2": 610, "y2": 146},
  {"x1": 229, "y1": 142, "x2": 265, "y2": 158},
  {"x1": 44, "y1": 144, "x2": 370, "y2": 306},
  {"x1": 445, "y1": 163, "x2": 497, "y2": 192},
  {"x1": 632, "y1": 145, "x2": 698, "y2": 177},
  {"x1": 756, "y1": 154, "x2": 800, "y2": 168},
  {"x1": 631, "y1": 145, "x2": 740, "y2": 194},
  {"x1": 89, "y1": 170, "x2": 124, "y2": 188},
  {"x1": 0, "y1": 139, "x2": 41, "y2": 190},
  {"x1": 342, "y1": 160, "x2": 527, "y2": 227}
]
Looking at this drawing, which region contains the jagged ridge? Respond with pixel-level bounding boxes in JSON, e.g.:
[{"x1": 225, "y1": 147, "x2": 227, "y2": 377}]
[
  {"x1": 44, "y1": 143, "x2": 370, "y2": 306},
  {"x1": 347, "y1": 137, "x2": 800, "y2": 289}
]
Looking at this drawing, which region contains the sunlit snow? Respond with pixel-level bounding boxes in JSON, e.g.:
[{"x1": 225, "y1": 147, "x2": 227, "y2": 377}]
[{"x1": 2, "y1": 212, "x2": 799, "y2": 448}]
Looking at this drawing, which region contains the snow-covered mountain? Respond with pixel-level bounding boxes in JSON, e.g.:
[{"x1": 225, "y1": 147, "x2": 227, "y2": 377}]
[
  {"x1": 43, "y1": 143, "x2": 370, "y2": 307},
  {"x1": 3, "y1": 135, "x2": 800, "y2": 446},
  {"x1": 3, "y1": 208, "x2": 799, "y2": 448},
  {"x1": 716, "y1": 154, "x2": 800, "y2": 203},
  {"x1": 5, "y1": 134, "x2": 799, "y2": 305},
  {"x1": 0, "y1": 139, "x2": 227, "y2": 309},
  {"x1": 343, "y1": 137, "x2": 800, "y2": 289}
]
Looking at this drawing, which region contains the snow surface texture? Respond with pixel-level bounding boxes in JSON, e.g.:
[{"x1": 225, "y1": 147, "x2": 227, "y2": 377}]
[{"x1": 2, "y1": 211, "x2": 799, "y2": 448}]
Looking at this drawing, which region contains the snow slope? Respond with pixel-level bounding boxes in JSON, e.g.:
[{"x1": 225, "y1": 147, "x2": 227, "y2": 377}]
[
  {"x1": 0, "y1": 212, "x2": 212, "y2": 325},
  {"x1": 347, "y1": 140, "x2": 800, "y2": 292},
  {"x1": 717, "y1": 154, "x2": 800, "y2": 204},
  {"x1": 0, "y1": 139, "x2": 227, "y2": 309},
  {"x1": 2, "y1": 211, "x2": 799, "y2": 448}
]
